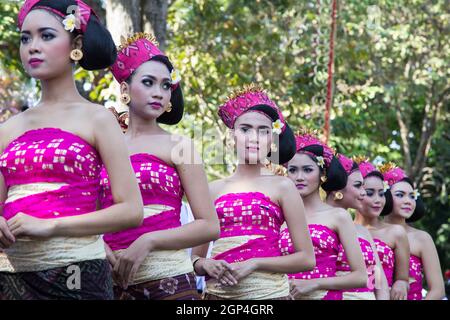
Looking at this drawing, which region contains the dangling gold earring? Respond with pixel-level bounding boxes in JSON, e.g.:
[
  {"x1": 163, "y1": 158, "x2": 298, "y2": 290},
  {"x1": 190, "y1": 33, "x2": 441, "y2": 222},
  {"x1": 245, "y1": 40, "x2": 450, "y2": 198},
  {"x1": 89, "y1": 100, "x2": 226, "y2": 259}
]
[
  {"x1": 120, "y1": 93, "x2": 131, "y2": 105},
  {"x1": 321, "y1": 175, "x2": 327, "y2": 183},
  {"x1": 334, "y1": 191, "x2": 344, "y2": 201},
  {"x1": 166, "y1": 102, "x2": 172, "y2": 113},
  {"x1": 70, "y1": 49, "x2": 83, "y2": 61},
  {"x1": 270, "y1": 143, "x2": 278, "y2": 153}
]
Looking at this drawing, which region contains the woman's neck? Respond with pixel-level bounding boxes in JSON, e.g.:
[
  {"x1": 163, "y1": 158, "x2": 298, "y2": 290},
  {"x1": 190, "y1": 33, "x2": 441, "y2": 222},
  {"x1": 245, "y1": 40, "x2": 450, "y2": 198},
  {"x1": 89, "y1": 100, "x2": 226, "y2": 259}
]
[
  {"x1": 302, "y1": 189, "x2": 329, "y2": 217},
  {"x1": 354, "y1": 211, "x2": 382, "y2": 228},
  {"x1": 126, "y1": 113, "x2": 162, "y2": 138},
  {"x1": 326, "y1": 195, "x2": 347, "y2": 210},
  {"x1": 39, "y1": 70, "x2": 83, "y2": 104},
  {"x1": 383, "y1": 214, "x2": 407, "y2": 227},
  {"x1": 233, "y1": 162, "x2": 266, "y2": 179}
]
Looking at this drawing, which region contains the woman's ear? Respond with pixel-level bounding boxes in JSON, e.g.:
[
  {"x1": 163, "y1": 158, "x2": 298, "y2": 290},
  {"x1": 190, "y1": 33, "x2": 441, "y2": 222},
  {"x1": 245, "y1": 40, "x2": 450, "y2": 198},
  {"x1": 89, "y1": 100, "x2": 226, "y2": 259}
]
[
  {"x1": 120, "y1": 81, "x2": 129, "y2": 95},
  {"x1": 72, "y1": 35, "x2": 83, "y2": 51}
]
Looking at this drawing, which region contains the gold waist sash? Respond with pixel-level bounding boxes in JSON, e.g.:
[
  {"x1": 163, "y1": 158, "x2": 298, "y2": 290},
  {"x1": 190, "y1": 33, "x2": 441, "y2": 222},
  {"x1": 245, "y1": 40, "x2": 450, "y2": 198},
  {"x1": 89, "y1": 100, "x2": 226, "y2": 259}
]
[
  {"x1": 206, "y1": 236, "x2": 289, "y2": 300},
  {"x1": 0, "y1": 183, "x2": 105, "y2": 273}
]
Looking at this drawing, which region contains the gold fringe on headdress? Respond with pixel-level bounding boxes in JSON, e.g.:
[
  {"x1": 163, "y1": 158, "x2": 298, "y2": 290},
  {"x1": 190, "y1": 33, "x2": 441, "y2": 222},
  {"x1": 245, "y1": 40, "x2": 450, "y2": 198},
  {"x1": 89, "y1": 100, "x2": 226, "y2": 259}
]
[
  {"x1": 295, "y1": 128, "x2": 336, "y2": 155},
  {"x1": 117, "y1": 32, "x2": 159, "y2": 51},
  {"x1": 295, "y1": 128, "x2": 320, "y2": 138},
  {"x1": 226, "y1": 83, "x2": 267, "y2": 101},
  {"x1": 378, "y1": 162, "x2": 396, "y2": 174},
  {"x1": 264, "y1": 161, "x2": 287, "y2": 177},
  {"x1": 352, "y1": 155, "x2": 369, "y2": 164}
]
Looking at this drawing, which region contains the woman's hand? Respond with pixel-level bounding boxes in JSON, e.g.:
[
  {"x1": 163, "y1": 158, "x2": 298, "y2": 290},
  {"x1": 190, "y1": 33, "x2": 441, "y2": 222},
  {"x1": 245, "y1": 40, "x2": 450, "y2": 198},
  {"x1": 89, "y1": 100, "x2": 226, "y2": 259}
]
[
  {"x1": 390, "y1": 279, "x2": 409, "y2": 300},
  {"x1": 226, "y1": 259, "x2": 258, "y2": 284},
  {"x1": 113, "y1": 233, "x2": 153, "y2": 289},
  {"x1": 289, "y1": 279, "x2": 321, "y2": 299},
  {"x1": 7, "y1": 213, "x2": 56, "y2": 238},
  {"x1": 0, "y1": 216, "x2": 15, "y2": 248},
  {"x1": 104, "y1": 242, "x2": 121, "y2": 284},
  {"x1": 200, "y1": 258, "x2": 237, "y2": 286}
]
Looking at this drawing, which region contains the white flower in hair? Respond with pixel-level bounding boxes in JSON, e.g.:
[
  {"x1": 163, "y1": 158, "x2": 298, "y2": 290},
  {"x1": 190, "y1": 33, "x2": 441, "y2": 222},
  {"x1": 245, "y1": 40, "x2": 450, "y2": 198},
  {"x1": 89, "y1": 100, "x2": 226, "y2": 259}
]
[
  {"x1": 62, "y1": 14, "x2": 77, "y2": 32},
  {"x1": 170, "y1": 69, "x2": 181, "y2": 85},
  {"x1": 272, "y1": 119, "x2": 284, "y2": 135},
  {"x1": 413, "y1": 189, "x2": 420, "y2": 200},
  {"x1": 383, "y1": 181, "x2": 390, "y2": 193},
  {"x1": 316, "y1": 156, "x2": 325, "y2": 168}
]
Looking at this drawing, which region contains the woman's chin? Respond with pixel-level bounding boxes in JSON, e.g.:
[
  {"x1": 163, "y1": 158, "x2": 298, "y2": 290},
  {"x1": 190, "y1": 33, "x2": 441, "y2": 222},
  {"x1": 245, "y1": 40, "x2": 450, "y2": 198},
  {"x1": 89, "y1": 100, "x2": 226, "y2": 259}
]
[
  {"x1": 369, "y1": 210, "x2": 382, "y2": 218},
  {"x1": 298, "y1": 190, "x2": 308, "y2": 197}
]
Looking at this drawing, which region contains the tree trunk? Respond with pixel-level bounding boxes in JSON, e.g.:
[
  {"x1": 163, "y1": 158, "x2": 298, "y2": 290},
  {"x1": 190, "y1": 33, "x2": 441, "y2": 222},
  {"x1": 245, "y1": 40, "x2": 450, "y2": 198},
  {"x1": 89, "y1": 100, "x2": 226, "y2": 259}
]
[
  {"x1": 106, "y1": 0, "x2": 142, "y2": 43},
  {"x1": 141, "y1": 0, "x2": 169, "y2": 50},
  {"x1": 84, "y1": 0, "x2": 106, "y2": 24}
]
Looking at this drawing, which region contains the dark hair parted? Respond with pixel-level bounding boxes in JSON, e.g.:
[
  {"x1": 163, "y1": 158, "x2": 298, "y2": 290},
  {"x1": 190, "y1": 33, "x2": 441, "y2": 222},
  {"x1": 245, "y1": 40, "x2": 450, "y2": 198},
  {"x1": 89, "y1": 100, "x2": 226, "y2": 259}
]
[
  {"x1": 28, "y1": 0, "x2": 117, "y2": 70},
  {"x1": 246, "y1": 105, "x2": 296, "y2": 165},
  {"x1": 381, "y1": 177, "x2": 425, "y2": 222},
  {"x1": 125, "y1": 55, "x2": 184, "y2": 125}
]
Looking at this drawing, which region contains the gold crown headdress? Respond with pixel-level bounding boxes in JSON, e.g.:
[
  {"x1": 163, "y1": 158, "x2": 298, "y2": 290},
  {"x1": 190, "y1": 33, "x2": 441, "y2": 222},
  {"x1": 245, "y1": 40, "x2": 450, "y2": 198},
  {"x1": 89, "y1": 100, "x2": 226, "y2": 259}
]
[
  {"x1": 117, "y1": 32, "x2": 159, "y2": 51},
  {"x1": 378, "y1": 162, "x2": 397, "y2": 174},
  {"x1": 352, "y1": 155, "x2": 369, "y2": 164},
  {"x1": 226, "y1": 83, "x2": 267, "y2": 102}
]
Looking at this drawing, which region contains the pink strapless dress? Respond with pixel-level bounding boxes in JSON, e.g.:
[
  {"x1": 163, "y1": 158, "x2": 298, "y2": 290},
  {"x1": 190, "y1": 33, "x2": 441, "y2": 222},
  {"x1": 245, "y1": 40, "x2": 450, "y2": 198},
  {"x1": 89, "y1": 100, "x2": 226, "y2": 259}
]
[
  {"x1": 0, "y1": 128, "x2": 102, "y2": 221},
  {"x1": 100, "y1": 153, "x2": 184, "y2": 250},
  {"x1": 408, "y1": 254, "x2": 423, "y2": 300},
  {"x1": 374, "y1": 238, "x2": 395, "y2": 287},
  {"x1": 280, "y1": 224, "x2": 342, "y2": 300},
  {"x1": 206, "y1": 192, "x2": 289, "y2": 300},
  {"x1": 336, "y1": 237, "x2": 376, "y2": 297},
  {"x1": 212, "y1": 192, "x2": 285, "y2": 263}
]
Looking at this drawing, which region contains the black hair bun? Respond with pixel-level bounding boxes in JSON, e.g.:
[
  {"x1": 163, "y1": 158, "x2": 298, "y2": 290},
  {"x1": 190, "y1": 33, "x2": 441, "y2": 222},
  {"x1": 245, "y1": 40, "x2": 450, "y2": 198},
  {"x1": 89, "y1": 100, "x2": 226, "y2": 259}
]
[
  {"x1": 406, "y1": 196, "x2": 425, "y2": 223},
  {"x1": 380, "y1": 189, "x2": 393, "y2": 216},
  {"x1": 321, "y1": 156, "x2": 348, "y2": 192},
  {"x1": 79, "y1": 14, "x2": 117, "y2": 70},
  {"x1": 157, "y1": 85, "x2": 184, "y2": 125}
]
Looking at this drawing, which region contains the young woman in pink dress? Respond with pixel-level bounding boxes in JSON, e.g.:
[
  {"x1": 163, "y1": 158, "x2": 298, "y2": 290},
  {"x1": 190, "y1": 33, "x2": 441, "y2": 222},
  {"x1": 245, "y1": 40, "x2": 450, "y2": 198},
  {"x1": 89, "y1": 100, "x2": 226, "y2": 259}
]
[
  {"x1": 281, "y1": 131, "x2": 367, "y2": 300},
  {"x1": 0, "y1": 0, "x2": 143, "y2": 299},
  {"x1": 192, "y1": 85, "x2": 316, "y2": 300},
  {"x1": 380, "y1": 163, "x2": 445, "y2": 300},
  {"x1": 102, "y1": 33, "x2": 220, "y2": 300},
  {"x1": 330, "y1": 155, "x2": 389, "y2": 300},
  {"x1": 350, "y1": 159, "x2": 411, "y2": 300}
]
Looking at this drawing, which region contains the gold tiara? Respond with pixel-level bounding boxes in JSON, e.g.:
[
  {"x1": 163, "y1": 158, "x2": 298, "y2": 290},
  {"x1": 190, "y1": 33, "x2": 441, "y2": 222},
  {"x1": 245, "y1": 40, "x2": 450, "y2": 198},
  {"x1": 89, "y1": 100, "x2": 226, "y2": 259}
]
[
  {"x1": 352, "y1": 155, "x2": 369, "y2": 164},
  {"x1": 117, "y1": 32, "x2": 159, "y2": 51},
  {"x1": 226, "y1": 83, "x2": 267, "y2": 101},
  {"x1": 378, "y1": 162, "x2": 396, "y2": 174}
]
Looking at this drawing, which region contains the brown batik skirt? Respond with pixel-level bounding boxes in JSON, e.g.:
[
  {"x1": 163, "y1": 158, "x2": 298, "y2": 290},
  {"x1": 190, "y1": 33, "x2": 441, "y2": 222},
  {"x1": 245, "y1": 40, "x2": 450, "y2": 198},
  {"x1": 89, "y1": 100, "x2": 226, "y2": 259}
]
[
  {"x1": 0, "y1": 259, "x2": 113, "y2": 300},
  {"x1": 113, "y1": 272, "x2": 200, "y2": 300}
]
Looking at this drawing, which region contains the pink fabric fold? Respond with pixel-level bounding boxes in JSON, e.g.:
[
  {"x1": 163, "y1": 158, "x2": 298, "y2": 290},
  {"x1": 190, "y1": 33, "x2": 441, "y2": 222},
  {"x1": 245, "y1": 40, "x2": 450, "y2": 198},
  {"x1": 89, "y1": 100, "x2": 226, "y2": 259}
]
[{"x1": 213, "y1": 235, "x2": 281, "y2": 264}]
